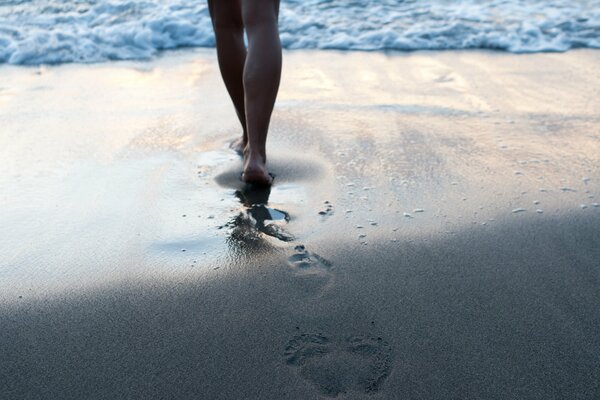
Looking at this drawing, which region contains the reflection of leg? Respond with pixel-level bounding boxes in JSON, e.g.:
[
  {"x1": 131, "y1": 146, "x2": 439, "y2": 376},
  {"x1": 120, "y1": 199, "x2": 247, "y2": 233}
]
[
  {"x1": 249, "y1": 205, "x2": 272, "y2": 231},
  {"x1": 250, "y1": 205, "x2": 294, "y2": 242},
  {"x1": 240, "y1": 0, "x2": 282, "y2": 185},
  {"x1": 208, "y1": 0, "x2": 247, "y2": 150},
  {"x1": 235, "y1": 185, "x2": 272, "y2": 207}
]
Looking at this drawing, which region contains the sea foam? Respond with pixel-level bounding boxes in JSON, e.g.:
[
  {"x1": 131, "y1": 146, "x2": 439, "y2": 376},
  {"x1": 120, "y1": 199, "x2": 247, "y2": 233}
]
[{"x1": 1, "y1": 0, "x2": 599, "y2": 65}]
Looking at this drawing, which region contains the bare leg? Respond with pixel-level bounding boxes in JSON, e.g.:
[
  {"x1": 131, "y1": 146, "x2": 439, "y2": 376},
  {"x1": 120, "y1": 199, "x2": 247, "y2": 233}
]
[
  {"x1": 208, "y1": 0, "x2": 247, "y2": 153},
  {"x1": 240, "y1": 0, "x2": 282, "y2": 185}
]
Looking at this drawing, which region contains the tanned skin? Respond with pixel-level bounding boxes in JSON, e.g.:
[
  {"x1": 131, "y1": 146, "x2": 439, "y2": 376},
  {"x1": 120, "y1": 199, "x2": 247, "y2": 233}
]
[{"x1": 208, "y1": 0, "x2": 282, "y2": 186}]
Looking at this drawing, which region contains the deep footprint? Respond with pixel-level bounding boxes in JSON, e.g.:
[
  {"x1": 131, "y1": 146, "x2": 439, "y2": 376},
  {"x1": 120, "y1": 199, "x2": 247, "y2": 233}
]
[
  {"x1": 285, "y1": 333, "x2": 331, "y2": 366},
  {"x1": 285, "y1": 333, "x2": 393, "y2": 397}
]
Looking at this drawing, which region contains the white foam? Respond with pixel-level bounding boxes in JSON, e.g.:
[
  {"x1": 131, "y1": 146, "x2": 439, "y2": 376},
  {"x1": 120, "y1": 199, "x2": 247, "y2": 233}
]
[{"x1": 1, "y1": 0, "x2": 599, "y2": 65}]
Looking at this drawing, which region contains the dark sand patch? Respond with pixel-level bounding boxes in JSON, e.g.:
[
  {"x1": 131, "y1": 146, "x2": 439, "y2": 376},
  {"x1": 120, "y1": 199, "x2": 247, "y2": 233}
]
[{"x1": 1, "y1": 213, "x2": 599, "y2": 399}]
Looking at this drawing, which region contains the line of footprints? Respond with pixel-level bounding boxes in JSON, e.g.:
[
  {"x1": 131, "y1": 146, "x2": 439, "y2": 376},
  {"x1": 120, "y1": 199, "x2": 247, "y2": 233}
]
[{"x1": 284, "y1": 244, "x2": 393, "y2": 395}]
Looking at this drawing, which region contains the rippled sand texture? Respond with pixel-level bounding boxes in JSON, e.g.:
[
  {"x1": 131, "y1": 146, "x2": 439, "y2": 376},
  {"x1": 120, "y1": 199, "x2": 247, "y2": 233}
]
[{"x1": 1, "y1": 49, "x2": 599, "y2": 399}]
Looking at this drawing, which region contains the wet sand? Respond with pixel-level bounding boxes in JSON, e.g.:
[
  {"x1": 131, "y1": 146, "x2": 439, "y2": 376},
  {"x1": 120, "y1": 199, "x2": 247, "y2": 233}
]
[{"x1": 1, "y1": 49, "x2": 600, "y2": 399}]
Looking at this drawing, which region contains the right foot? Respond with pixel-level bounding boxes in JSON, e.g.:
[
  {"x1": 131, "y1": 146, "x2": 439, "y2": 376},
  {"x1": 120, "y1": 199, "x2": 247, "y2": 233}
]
[{"x1": 242, "y1": 150, "x2": 273, "y2": 186}]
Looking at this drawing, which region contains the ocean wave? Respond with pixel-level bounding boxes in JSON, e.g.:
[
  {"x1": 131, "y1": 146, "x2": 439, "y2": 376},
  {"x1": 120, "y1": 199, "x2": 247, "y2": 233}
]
[{"x1": 0, "y1": 0, "x2": 599, "y2": 65}]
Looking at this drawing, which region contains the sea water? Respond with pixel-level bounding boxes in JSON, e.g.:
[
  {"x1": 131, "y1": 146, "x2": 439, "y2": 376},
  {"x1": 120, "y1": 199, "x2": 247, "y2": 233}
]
[{"x1": 0, "y1": 0, "x2": 599, "y2": 65}]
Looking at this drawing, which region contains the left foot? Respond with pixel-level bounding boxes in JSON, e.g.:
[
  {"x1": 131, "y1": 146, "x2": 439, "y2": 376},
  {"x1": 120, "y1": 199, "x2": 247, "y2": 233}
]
[{"x1": 230, "y1": 137, "x2": 246, "y2": 155}]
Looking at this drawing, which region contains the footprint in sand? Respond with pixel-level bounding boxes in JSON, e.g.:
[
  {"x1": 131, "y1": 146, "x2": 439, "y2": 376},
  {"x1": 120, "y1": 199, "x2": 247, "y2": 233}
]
[
  {"x1": 284, "y1": 333, "x2": 393, "y2": 397},
  {"x1": 287, "y1": 245, "x2": 334, "y2": 293}
]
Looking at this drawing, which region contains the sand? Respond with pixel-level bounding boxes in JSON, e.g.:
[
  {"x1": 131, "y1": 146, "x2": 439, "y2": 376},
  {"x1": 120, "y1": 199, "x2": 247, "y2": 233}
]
[{"x1": 1, "y1": 49, "x2": 600, "y2": 399}]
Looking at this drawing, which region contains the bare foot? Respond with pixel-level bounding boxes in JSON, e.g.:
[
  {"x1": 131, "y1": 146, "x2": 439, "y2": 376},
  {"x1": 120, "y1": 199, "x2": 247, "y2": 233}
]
[
  {"x1": 242, "y1": 150, "x2": 273, "y2": 186},
  {"x1": 230, "y1": 137, "x2": 246, "y2": 156}
]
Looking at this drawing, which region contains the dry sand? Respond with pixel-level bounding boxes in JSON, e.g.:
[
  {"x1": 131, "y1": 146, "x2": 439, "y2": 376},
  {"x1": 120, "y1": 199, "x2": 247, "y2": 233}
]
[{"x1": 1, "y1": 49, "x2": 599, "y2": 399}]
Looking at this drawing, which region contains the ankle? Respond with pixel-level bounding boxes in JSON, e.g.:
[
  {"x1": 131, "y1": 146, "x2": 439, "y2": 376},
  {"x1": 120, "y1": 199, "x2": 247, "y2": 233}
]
[{"x1": 243, "y1": 146, "x2": 266, "y2": 163}]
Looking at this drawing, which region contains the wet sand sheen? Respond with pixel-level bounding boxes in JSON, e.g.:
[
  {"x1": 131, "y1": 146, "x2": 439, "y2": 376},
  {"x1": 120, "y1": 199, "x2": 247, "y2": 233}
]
[{"x1": 1, "y1": 49, "x2": 600, "y2": 399}]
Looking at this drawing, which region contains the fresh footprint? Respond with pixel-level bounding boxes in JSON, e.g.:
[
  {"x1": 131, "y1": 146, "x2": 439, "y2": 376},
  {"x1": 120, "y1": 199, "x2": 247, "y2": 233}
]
[
  {"x1": 287, "y1": 245, "x2": 334, "y2": 293},
  {"x1": 287, "y1": 245, "x2": 332, "y2": 270},
  {"x1": 284, "y1": 333, "x2": 393, "y2": 397}
]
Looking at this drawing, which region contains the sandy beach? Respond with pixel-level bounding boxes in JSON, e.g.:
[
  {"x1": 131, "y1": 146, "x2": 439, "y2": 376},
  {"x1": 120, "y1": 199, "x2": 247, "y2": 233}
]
[{"x1": 1, "y1": 49, "x2": 600, "y2": 399}]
